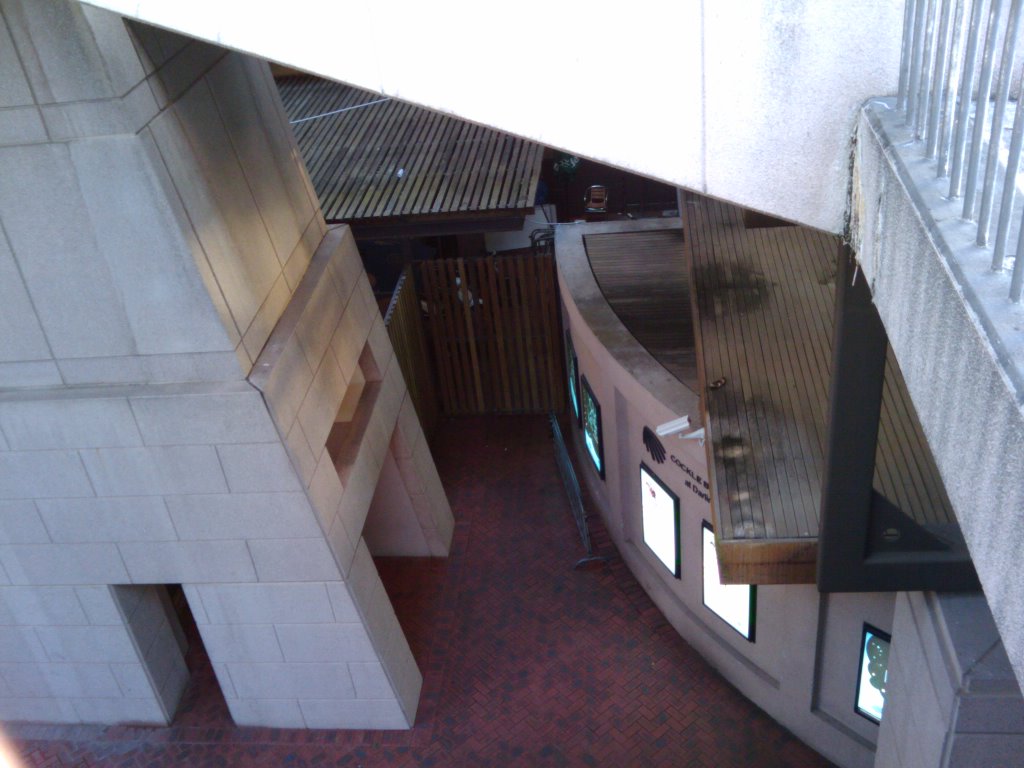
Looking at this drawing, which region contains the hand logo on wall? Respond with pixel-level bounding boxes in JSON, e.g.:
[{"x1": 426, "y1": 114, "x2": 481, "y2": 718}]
[{"x1": 643, "y1": 426, "x2": 666, "y2": 464}]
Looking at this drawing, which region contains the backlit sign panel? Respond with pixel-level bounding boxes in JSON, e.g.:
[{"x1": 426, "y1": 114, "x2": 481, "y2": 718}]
[
  {"x1": 640, "y1": 464, "x2": 680, "y2": 578},
  {"x1": 702, "y1": 521, "x2": 756, "y2": 641}
]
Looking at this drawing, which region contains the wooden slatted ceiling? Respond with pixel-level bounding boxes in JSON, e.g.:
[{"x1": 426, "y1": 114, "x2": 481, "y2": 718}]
[
  {"x1": 684, "y1": 197, "x2": 954, "y2": 580},
  {"x1": 277, "y1": 76, "x2": 544, "y2": 222},
  {"x1": 583, "y1": 230, "x2": 698, "y2": 392}
]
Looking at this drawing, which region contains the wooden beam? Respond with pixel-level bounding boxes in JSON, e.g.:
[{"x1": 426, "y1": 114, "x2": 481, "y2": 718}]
[
  {"x1": 817, "y1": 245, "x2": 979, "y2": 592},
  {"x1": 717, "y1": 538, "x2": 818, "y2": 585}
]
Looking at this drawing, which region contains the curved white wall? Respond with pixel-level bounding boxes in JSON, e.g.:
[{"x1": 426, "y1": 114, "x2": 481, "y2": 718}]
[
  {"x1": 78, "y1": 0, "x2": 903, "y2": 234},
  {"x1": 556, "y1": 220, "x2": 895, "y2": 768}
]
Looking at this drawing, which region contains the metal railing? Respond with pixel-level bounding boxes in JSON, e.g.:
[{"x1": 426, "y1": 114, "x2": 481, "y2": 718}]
[
  {"x1": 549, "y1": 413, "x2": 606, "y2": 569},
  {"x1": 899, "y1": 0, "x2": 1024, "y2": 299}
]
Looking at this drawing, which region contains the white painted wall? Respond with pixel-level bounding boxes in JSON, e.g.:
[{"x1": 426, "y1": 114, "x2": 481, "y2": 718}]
[{"x1": 76, "y1": 0, "x2": 904, "y2": 234}]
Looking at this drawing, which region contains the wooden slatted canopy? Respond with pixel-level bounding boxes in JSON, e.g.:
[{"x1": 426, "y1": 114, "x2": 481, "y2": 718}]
[
  {"x1": 684, "y1": 197, "x2": 956, "y2": 585},
  {"x1": 583, "y1": 229, "x2": 697, "y2": 391},
  {"x1": 277, "y1": 76, "x2": 544, "y2": 235}
]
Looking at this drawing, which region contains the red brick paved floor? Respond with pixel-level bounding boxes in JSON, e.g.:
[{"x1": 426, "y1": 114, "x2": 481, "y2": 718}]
[{"x1": 7, "y1": 415, "x2": 833, "y2": 767}]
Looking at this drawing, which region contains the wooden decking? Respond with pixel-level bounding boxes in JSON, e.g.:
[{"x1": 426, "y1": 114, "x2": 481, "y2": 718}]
[
  {"x1": 584, "y1": 229, "x2": 697, "y2": 391},
  {"x1": 684, "y1": 197, "x2": 955, "y2": 583},
  {"x1": 277, "y1": 77, "x2": 543, "y2": 224}
]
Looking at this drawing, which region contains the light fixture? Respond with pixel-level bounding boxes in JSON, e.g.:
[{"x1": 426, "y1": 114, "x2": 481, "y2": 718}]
[{"x1": 655, "y1": 415, "x2": 690, "y2": 437}]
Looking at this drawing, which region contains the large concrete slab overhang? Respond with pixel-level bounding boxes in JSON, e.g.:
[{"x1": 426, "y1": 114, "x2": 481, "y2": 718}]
[{"x1": 78, "y1": 0, "x2": 904, "y2": 234}]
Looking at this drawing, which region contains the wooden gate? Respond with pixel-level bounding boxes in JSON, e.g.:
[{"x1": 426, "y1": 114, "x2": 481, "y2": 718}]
[
  {"x1": 385, "y1": 265, "x2": 439, "y2": 438},
  {"x1": 418, "y1": 254, "x2": 564, "y2": 415}
]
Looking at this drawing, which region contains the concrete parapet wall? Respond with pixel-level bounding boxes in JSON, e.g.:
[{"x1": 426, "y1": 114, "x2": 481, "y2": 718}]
[{"x1": 853, "y1": 104, "x2": 1024, "y2": 697}]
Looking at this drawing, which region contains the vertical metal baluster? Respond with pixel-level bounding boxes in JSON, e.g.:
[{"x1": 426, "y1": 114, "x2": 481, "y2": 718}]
[
  {"x1": 900, "y1": 0, "x2": 920, "y2": 109},
  {"x1": 979, "y1": 0, "x2": 1023, "y2": 243},
  {"x1": 951, "y1": 0, "x2": 990, "y2": 196},
  {"x1": 992, "y1": 79, "x2": 1024, "y2": 267},
  {"x1": 1011, "y1": 223, "x2": 1024, "y2": 299},
  {"x1": 929, "y1": 0, "x2": 956, "y2": 156},
  {"x1": 909, "y1": 0, "x2": 932, "y2": 126},
  {"x1": 939, "y1": 0, "x2": 968, "y2": 174},
  {"x1": 963, "y1": 0, "x2": 1006, "y2": 219},
  {"x1": 919, "y1": 0, "x2": 940, "y2": 139}
]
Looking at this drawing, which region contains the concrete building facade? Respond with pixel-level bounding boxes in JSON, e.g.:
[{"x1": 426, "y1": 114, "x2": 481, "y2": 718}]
[
  {"x1": 2, "y1": 1, "x2": 1024, "y2": 766},
  {"x1": 0, "y1": 2, "x2": 452, "y2": 729}
]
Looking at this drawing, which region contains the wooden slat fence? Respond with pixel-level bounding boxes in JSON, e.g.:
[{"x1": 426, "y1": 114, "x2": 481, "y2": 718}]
[
  {"x1": 385, "y1": 265, "x2": 439, "y2": 438},
  {"x1": 418, "y1": 254, "x2": 564, "y2": 416}
]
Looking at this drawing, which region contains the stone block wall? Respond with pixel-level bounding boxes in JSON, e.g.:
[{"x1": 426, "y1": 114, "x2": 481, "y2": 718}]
[
  {"x1": 141, "y1": 43, "x2": 326, "y2": 375},
  {"x1": 0, "y1": 1, "x2": 453, "y2": 729},
  {"x1": 0, "y1": 0, "x2": 324, "y2": 388},
  {"x1": 0, "y1": 584, "x2": 180, "y2": 723},
  {"x1": 0, "y1": 377, "x2": 392, "y2": 726},
  {"x1": 376, "y1": 397, "x2": 455, "y2": 557},
  {"x1": 112, "y1": 585, "x2": 190, "y2": 722},
  {"x1": 184, "y1": 579, "x2": 412, "y2": 729},
  {"x1": 249, "y1": 225, "x2": 454, "y2": 725}
]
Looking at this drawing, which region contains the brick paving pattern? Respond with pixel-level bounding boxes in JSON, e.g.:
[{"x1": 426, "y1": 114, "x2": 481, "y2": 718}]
[{"x1": 8, "y1": 415, "x2": 833, "y2": 767}]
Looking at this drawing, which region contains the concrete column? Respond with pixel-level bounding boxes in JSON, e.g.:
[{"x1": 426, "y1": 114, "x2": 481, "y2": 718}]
[
  {"x1": 876, "y1": 592, "x2": 1024, "y2": 767},
  {"x1": 185, "y1": 578, "x2": 419, "y2": 729},
  {"x1": 366, "y1": 397, "x2": 454, "y2": 557},
  {"x1": 0, "y1": 585, "x2": 182, "y2": 724},
  {"x1": 0, "y1": 3, "x2": 451, "y2": 729}
]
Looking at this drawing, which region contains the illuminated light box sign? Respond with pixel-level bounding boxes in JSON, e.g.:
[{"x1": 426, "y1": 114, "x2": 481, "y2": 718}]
[
  {"x1": 580, "y1": 375, "x2": 604, "y2": 478},
  {"x1": 855, "y1": 624, "x2": 891, "y2": 723},
  {"x1": 565, "y1": 332, "x2": 580, "y2": 425},
  {"x1": 640, "y1": 464, "x2": 680, "y2": 578},
  {"x1": 702, "y1": 522, "x2": 756, "y2": 641}
]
